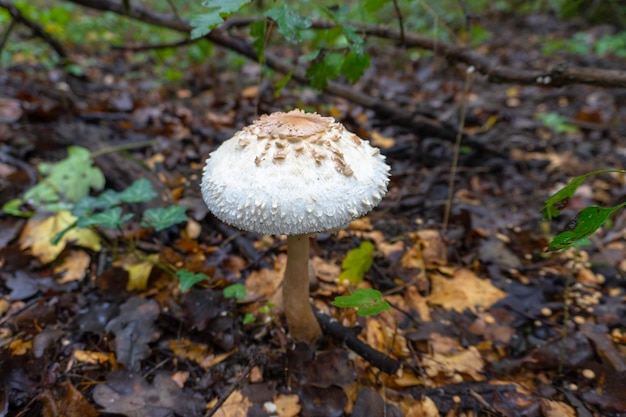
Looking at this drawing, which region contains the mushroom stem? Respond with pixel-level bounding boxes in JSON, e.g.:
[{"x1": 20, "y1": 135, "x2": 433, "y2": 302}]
[{"x1": 284, "y1": 234, "x2": 322, "y2": 342}]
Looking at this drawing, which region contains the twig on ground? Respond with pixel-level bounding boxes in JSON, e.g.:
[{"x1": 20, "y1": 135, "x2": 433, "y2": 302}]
[
  {"x1": 313, "y1": 306, "x2": 401, "y2": 375},
  {"x1": 204, "y1": 349, "x2": 260, "y2": 417}
]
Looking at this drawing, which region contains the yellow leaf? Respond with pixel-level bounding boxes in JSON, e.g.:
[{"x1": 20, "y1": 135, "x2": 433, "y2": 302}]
[
  {"x1": 211, "y1": 391, "x2": 251, "y2": 417},
  {"x1": 19, "y1": 211, "x2": 101, "y2": 264},
  {"x1": 427, "y1": 269, "x2": 506, "y2": 313},
  {"x1": 73, "y1": 349, "x2": 116, "y2": 366},
  {"x1": 370, "y1": 131, "x2": 396, "y2": 149},
  {"x1": 10, "y1": 339, "x2": 32, "y2": 355},
  {"x1": 115, "y1": 254, "x2": 159, "y2": 291},
  {"x1": 541, "y1": 399, "x2": 576, "y2": 417}
]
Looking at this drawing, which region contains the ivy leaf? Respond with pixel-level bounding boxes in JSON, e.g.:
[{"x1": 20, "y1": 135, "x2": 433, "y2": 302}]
[
  {"x1": 223, "y1": 283, "x2": 247, "y2": 300},
  {"x1": 190, "y1": 0, "x2": 252, "y2": 39},
  {"x1": 332, "y1": 288, "x2": 390, "y2": 316},
  {"x1": 265, "y1": 3, "x2": 311, "y2": 44},
  {"x1": 341, "y1": 51, "x2": 370, "y2": 83},
  {"x1": 118, "y1": 179, "x2": 157, "y2": 204},
  {"x1": 23, "y1": 146, "x2": 104, "y2": 210},
  {"x1": 77, "y1": 207, "x2": 134, "y2": 230},
  {"x1": 549, "y1": 205, "x2": 624, "y2": 251},
  {"x1": 177, "y1": 270, "x2": 210, "y2": 292},
  {"x1": 141, "y1": 206, "x2": 188, "y2": 231},
  {"x1": 339, "y1": 241, "x2": 375, "y2": 284}
]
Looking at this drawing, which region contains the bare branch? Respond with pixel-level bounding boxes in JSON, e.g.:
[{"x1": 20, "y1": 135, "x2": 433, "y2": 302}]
[{"x1": 0, "y1": 0, "x2": 69, "y2": 61}]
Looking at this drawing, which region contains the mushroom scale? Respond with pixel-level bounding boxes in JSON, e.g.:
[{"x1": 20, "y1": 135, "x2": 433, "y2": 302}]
[{"x1": 201, "y1": 109, "x2": 390, "y2": 236}]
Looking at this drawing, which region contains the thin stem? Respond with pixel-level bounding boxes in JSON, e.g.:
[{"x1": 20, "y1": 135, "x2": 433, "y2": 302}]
[
  {"x1": 283, "y1": 234, "x2": 321, "y2": 343},
  {"x1": 91, "y1": 140, "x2": 155, "y2": 158},
  {"x1": 442, "y1": 69, "x2": 472, "y2": 233}
]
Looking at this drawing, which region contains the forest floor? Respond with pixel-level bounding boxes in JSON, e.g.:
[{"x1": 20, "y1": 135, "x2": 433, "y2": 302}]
[{"x1": 0, "y1": 6, "x2": 625, "y2": 417}]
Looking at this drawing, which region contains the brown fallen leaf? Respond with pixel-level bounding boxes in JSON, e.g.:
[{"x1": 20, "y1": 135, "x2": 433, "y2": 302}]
[
  {"x1": 93, "y1": 371, "x2": 205, "y2": 417},
  {"x1": 427, "y1": 269, "x2": 506, "y2": 313},
  {"x1": 422, "y1": 345, "x2": 485, "y2": 381},
  {"x1": 274, "y1": 394, "x2": 300, "y2": 417},
  {"x1": 40, "y1": 380, "x2": 98, "y2": 417},
  {"x1": 210, "y1": 390, "x2": 251, "y2": 417},
  {"x1": 73, "y1": 349, "x2": 117, "y2": 367},
  {"x1": 404, "y1": 396, "x2": 440, "y2": 417},
  {"x1": 540, "y1": 399, "x2": 575, "y2": 417},
  {"x1": 54, "y1": 249, "x2": 91, "y2": 284}
]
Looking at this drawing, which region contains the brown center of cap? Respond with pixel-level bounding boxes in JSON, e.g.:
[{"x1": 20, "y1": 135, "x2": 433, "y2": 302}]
[{"x1": 257, "y1": 112, "x2": 329, "y2": 139}]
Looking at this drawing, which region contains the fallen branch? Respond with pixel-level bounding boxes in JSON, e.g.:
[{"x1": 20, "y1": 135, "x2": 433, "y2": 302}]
[
  {"x1": 0, "y1": 0, "x2": 69, "y2": 61},
  {"x1": 313, "y1": 306, "x2": 401, "y2": 375}
]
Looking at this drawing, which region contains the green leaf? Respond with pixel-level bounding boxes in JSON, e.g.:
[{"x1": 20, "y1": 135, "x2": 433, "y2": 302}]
[
  {"x1": 341, "y1": 51, "x2": 370, "y2": 83},
  {"x1": 543, "y1": 170, "x2": 626, "y2": 219},
  {"x1": 339, "y1": 241, "x2": 375, "y2": 284},
  {"x1": 23, "y1": 146, "x2": 104, "y2": 210},
  {"x1": 332, "y1": 288, "x2": 390, "y2": 316},
  {"x1": 190, "y1": 0, "x2": 252, "y2": 39},
  {"x1": 118, "y1": 179, "x2": 157, "y2": 203},
  {"x1": 265, "y1": 4, "x2": 311, "y2": 44},
  {"x1": 76, "y1": 207, "x2": 133, "y2": 229},
  {"x1": 363, "y1": 0, "x2": 386, "y2": 12},
  {"x1": 306, "y1": 52, "x2": 344, "y2": 89},
  {"x1": 274, "y1": 68, "x2": 295, "y2": 97},
  {"x1": 223, "y1": 283, "x2": 247, "y2": 300},
  {"x1": 177, "y1": 270, "x2": 210, "y2": 292},
  {"x1": 250, "y1": 20, "x2": 267, "y2": 60},
  {"x1": 242, "y1": 313, "x2": 256, "y2": 324},
  {"x1": 549, "y1": 205, "x2": 625, "y2": 251},
  {"x1": 2, "y1": 199, "x2": 31, "y2": 217},
  {"x1": 141, "y1": 206, "x2": 188, "y2": 231}
]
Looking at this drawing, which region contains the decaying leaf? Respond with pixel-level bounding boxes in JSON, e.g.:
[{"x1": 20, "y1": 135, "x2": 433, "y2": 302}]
[
  {"x1": 540, "y1": 399, "x2": 575, "y2": 417},
  {"x1": 209, "y1": 390, "x2": 251, "y2": 417},
  {"x1": 243, "y1": 254, "x2": 286, "y2": 303},
  {"x1": 93, "y1": 371, "x2": 205, "y2": 417},
  {"x1": 40, "y1": 380, "x2": 98, "y2": 417},
  {"x1": 427, "y1": 269, "x2": 506, "y2": 313},
  {"x1": 274, "y1": 394, "x2": 300, "y2": 417},
  {"x1": 422, "y1": 345, "x2": 485, "y2": 381},
  {"x1": 54, "y1": 249, "x2": 91, "y2": 284},
  {"x1": 105, "y1": 297, "x2": 160, "y2": 370},
  {"x1": 404, "y1": 396, "x2": 439, "y2": 417},
  {"x1": 19, "y1": 211, "x2": 101, "y2": 264}
]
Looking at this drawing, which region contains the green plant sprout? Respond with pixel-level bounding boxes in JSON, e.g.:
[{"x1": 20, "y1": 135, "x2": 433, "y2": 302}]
[
  {"x1": 335, "y1": 241, "x2": 390, "y2": 316},
  {"x1": 543, "y1": 169, "x2": 626, "y2": 251},
  {"x1": 332, "y1": 288, "x2": 391, "y2": 316}
]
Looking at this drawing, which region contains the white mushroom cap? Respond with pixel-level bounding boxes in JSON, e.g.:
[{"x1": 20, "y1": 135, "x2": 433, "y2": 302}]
[{"x1": 201, "y1": 109, "x2": 390, "y2": 235}]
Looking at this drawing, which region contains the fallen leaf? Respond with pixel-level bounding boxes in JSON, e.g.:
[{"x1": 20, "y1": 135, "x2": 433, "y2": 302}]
[
  {"x1": 106, "y1": 297, "x2": 160, "y2": 370},
  {"x1": 414, "y1": 230, "x2": 447, "y2": 268},
  {"x1": 40, "y1": 380, "x2": 98, "y2": 417},
  {"x1": 73, "y1": 349, "x2": 117, "y2": 366},
  {"x1": 93, "y1": 371, "x2": 204, "y2": 417},
  {"x1": 19, "y1": 211, "x2": 101, "y2": 264},
  {"x1": 9, "y1": 338, "x2": 32, "y2": 355},
  {"x1": 54, "y1": 249, "x2": 91, "y2": 284},
  {"x1": 404, "y1": 396, "x2": 440, "y2": 417},
  {"x1": 114, "y1": 253, "x2": 159, "y2": 291},
  {"x1": 370, "y1": 131, "x2": 396, "y2": 148},
  {"x1": 422, "y1": 345, "x2": 485, "y2": 381},
  {"x1": 540, "y1": 399, "x2": 575, "y2": 417},
  {"x1": 243, "y1": 254, "x2": 286, "y2": 303},
  {"x1": 427, "y1": 269, "x2": 506, "y2": 313},
  {"x1": 211, "y1": 390, "x2": 251, "y2": 417},
  {"x1": 274, "y1": 394, "x2": 300, "y2": 417}
]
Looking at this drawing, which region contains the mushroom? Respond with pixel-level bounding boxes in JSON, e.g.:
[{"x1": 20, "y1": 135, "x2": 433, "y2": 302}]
[{"x1": 201, "y1": 109, "x2": 390, "y2": 342}]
